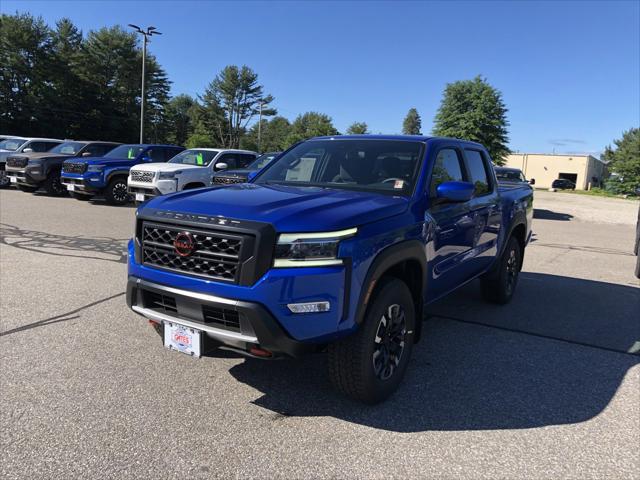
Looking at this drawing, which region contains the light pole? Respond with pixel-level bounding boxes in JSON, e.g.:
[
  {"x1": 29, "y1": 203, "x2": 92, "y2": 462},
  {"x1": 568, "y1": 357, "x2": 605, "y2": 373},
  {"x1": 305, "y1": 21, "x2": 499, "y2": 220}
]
[
  {"x1": 257, "y1": 99, "x2": 265, "y2": 152},
  {"x1": 128, "y1": 24, "x2": 162, "y2": 144}
]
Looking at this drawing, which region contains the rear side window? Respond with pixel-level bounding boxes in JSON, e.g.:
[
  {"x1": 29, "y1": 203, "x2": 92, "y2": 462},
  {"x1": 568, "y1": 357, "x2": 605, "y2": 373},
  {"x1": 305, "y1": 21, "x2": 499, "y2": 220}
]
[
  {"x1": 217, "y1": 153, "x2": 238, "y2": 169},
  {"x1": 464, "y1": 149, "x2": 491, "y2": 196},
  {"x1": 430, "y1": 148, "x2": 465, "y2": 197},
  {"x1": 147, "y1": 149, "x2": 167, "y2": 162}
]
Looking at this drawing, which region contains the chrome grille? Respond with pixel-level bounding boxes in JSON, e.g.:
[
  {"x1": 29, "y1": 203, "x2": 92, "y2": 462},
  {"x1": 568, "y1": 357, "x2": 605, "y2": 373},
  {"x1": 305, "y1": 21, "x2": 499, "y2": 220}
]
[
  {"x1": 214, "y1": 176, "x2": 245, "y2": 185},
  {"x1": 62, "y1": 162, "x2": 87, "y2": 174},
  {"x1": 131, "y1": 170, "x2": 155, "y2": 183},
  {"x1": 141, "y1": 222, "x2": 245, "y2": 283}
]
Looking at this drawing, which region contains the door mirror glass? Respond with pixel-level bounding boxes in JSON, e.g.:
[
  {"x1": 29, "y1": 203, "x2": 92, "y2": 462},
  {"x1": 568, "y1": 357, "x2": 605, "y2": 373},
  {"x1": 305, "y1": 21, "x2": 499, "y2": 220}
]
[
  {"x1": 141, "y1": 156, "x2": 152, "y2": 162},
  {"x1": 529, "y1": 178, "x2": 536, "y2": 185},
  {"x1": 82, "y1": 152, "x2": 92, "y2": 157},
  {"x1": 436, "y1": 181, "x2": 475, "y2": 202},
  {"x1": 215, "y1": 162, "x2": 228, "y2": 171}
]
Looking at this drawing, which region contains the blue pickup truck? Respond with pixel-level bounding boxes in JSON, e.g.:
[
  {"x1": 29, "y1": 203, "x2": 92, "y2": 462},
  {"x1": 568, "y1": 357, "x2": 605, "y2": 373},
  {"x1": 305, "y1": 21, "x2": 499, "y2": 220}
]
[
  {"x1": 61, "y1": 144, "x2": 184, "y2": 205},
  {"x1": 126, "y1": 135, "x2": 533, "y2": 403}
]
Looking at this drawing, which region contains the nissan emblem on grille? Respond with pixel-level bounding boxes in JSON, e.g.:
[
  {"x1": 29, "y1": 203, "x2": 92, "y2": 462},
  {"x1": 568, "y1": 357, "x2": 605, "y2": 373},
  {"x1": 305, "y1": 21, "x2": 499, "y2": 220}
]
[{"x1": 173, "y1": 232, "x2": 196, "y2": 257}]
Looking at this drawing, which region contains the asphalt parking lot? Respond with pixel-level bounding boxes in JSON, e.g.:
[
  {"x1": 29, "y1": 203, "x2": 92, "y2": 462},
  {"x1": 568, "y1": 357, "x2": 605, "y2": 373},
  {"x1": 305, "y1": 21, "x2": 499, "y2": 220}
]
[{"x1": 1, "y1": 188, "x2": 638, "y2": 479}]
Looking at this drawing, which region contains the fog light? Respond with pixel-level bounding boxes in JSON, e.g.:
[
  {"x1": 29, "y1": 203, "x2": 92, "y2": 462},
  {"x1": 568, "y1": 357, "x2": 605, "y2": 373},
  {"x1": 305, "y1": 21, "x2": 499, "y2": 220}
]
[{"x1": 287, "y1": 301, "x2": 330, "y2": 314}]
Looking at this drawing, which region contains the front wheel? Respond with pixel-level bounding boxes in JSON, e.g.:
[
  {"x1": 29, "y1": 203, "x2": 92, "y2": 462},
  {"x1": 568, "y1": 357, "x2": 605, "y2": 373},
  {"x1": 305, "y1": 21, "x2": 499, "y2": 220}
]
[
  {"x1": 105, "y1": 177, "x2": 130, "y2": 205},
  {"x1": 328, "y1": 277, "x2": 415, "y2": 404},
  {"x1": 0, "y1": 169, "x2": 10, "y2": 188},
  {"x1": 43, "y1": 171, "x2": 65, "y2": 196},
  {"x1": 480, "y1": 236, "x2": 522, "y2": 304}
]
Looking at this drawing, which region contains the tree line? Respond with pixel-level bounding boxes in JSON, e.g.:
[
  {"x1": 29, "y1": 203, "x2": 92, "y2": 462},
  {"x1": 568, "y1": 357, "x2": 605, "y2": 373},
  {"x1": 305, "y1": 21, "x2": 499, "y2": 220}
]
[{"x1": 2, "y1": 12, "x2": 637, "y2": 181}]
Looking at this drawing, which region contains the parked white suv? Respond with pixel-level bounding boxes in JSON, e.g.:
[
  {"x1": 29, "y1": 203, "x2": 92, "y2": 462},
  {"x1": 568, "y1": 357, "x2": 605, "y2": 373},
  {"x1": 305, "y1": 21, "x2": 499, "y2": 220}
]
[{"x1": 127, "y1": 148, "x2": 258, "y2": 202}]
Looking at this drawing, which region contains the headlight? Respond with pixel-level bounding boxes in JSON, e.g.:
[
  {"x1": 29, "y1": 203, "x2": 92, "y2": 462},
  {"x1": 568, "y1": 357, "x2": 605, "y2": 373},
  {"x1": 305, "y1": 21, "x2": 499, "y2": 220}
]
[
  {"x1": 273, "y1": 228, "x2": 357, "y2": 267},
  {"x1": 87, "y1": 165, "x2": 104, "y2": 172},
  {"x1": 159, "y1": 171, "x2": 180, "y2": 179}
]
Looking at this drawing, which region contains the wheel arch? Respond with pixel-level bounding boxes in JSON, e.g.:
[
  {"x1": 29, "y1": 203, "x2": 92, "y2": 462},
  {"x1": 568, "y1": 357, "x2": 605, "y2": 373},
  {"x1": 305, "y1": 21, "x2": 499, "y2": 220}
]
[{"x1": 355, "y1": 240, "x2": 427, "y2": 343}]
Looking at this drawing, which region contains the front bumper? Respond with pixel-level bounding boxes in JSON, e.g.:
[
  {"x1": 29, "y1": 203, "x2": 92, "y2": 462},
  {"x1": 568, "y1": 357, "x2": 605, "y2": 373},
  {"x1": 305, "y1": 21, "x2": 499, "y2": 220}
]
[
  {"x1": 127, "y1": 276, "x2": 314, "y2": 358},
  {"x1": 128, "y1": 179, "x2": 176, "y2": 200},
  {"x1": 61, "y1": 174, "x2": 103, "y2": 194},
  {"x1": 6, "y1": 167, "x2": 43, "y2": 186}
]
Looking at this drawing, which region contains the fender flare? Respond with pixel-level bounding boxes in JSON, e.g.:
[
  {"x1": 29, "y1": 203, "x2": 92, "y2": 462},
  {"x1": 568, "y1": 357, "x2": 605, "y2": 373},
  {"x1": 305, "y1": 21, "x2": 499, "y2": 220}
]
[
  {"x1": 354, "y1": 240, "x2": 427, "y2": 341},
  {"x1": 105, "y1": 169, "x2": 130, "y2": 184},
  {"x1": 499, "y1": 210, "x2": 527, "y2": 257}
]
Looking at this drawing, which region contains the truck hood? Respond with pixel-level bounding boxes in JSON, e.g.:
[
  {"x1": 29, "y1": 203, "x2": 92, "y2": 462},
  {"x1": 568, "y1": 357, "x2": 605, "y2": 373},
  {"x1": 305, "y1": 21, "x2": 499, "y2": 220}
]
[
  {"x1": 71, "y1": 157, "x2": 136, "y2": 167},
  {"x1": 132, "y1": 163, "x2": 205, "y2": 173},
  {"x1": 143, "y1": 183, "x2": 409, "y2": 232},
  {"x1": 8, "y1": 152, "x2": 72, "y2": 161}
]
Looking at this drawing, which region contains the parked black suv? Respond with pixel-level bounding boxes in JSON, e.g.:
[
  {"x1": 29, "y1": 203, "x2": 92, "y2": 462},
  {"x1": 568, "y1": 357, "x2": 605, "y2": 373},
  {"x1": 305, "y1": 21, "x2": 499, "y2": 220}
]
[
  {"x1": 551, "y1": 178, "x2": 576, "y2": 190},
  {"x1": 6, "y1": 141, "x2": 120, "y2": 195}
]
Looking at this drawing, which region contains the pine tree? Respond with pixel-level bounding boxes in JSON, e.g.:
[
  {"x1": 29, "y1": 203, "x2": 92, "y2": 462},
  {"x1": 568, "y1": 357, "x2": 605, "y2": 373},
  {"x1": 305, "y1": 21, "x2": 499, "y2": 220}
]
[{"x1": 402, "y1": 108, "x2": 421, "y2": 135}]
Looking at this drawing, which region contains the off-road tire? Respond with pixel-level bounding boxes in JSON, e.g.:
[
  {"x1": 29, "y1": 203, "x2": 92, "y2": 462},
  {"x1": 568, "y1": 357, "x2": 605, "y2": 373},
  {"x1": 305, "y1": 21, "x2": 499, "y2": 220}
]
[
  {"x1": 105, "y1": 177, "x2": 130, "y2": 205},
  {"x1": 480, "y1": 236, "x2": 522, "y2": 304},
  {"x1": 328, "y1": 277, "x2": 415, "y2": 404},
  {"x1": 43, "y1": 171, "x2": 65, "y2": 196}
]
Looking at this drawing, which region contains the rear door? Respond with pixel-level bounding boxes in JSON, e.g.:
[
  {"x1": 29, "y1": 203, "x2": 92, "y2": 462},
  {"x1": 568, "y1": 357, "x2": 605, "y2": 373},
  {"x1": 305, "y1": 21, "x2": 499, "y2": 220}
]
[
  {"x1": 462, "y1": 148, "x2": 501, "y2": 275},
  {"x1": 425, "y1": 145, "x2": 477, "y2": 300}
]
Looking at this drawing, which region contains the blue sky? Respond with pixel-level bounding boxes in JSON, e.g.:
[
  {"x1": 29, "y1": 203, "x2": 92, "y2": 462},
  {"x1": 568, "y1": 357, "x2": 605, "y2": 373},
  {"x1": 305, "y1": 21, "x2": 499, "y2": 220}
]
[{"x1": 3, "y1": 1, "x2": 639, "y2": 155}]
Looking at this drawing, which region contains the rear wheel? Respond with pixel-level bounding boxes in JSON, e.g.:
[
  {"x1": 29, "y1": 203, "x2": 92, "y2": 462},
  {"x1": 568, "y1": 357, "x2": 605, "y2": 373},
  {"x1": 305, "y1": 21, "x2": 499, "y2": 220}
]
[
  {"x1": 480, "y1": 236, "x2": 522, "y2": 304},
  {"x1": 105, "y1": 177, "x2": 130, "y2": 205},
  {"x1": 43, "y1": 171, "x2": 65, "y2": 196},
  {"x1": 18, "y1": 184, "x2": 38, "y2": 193},
  {"x1": 328, "y1": 277, "x2": 415, "y2": 404},
  {"x1": 70, "y1": 192, "x2": 92, "y2": 201}
]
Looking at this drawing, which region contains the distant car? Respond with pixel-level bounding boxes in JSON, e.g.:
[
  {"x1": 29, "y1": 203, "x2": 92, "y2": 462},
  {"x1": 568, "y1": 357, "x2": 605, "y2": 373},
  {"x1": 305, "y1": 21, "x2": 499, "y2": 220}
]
[
  {"x1": 212, "y1": 151, "x2": 281, "y2": 185},
  {"x1": 494, "y1": 167, "x2": 535, "y2": 186},
  {"x1": 127, "y1": 148, "x2": 258, "y2": 203},
  {"x1": 551, "y1": 179, "x2": 576, "y2": 190},
  {"x1": 0, "y1": 137, "x2": 64, "y2": 188},
  {"x1": 6, "y1": 141, "x2": 120, "y2": 195}
]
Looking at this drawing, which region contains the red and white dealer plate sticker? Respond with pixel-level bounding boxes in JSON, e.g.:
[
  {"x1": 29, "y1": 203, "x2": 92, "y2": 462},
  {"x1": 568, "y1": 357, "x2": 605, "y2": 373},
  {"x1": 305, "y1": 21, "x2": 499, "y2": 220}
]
[{"x1": 164, "y1": 322, "x2": 201, "y2": 357}]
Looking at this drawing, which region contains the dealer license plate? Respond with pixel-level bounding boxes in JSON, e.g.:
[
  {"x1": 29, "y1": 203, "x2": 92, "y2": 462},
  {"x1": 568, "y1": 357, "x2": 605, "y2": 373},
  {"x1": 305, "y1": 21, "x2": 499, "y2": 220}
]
[
  {"x1": 164, "y1": 322, "x2": 201, "y2": 357},
  {"x1": 10, "y1": 176, "x2": 17, "y2": 183},
  {"x1": 135, "y1": 193, "x2": 145, "y2": 202},
  {"x1": 67, "y1": 184, "x2": 75, "y2": 191}
]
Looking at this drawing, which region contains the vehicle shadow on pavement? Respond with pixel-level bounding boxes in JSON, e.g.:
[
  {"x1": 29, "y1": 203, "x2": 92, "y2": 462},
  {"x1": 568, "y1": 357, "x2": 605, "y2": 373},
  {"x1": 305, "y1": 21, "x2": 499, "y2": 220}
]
[
  {"x1": 533, "y1": 209, "x2": 574, "y2": 221},
  {"x1": 227, "y1": 273, "x2": 639, "y2": 432},
  {"x1": 0, "y1": 223, "x2": 128, "y2": 263}
]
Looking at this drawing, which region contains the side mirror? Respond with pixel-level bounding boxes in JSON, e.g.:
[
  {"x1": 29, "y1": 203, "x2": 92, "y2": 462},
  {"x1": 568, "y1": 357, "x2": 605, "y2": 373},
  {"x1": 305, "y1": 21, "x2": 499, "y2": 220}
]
[
  {"x1": 529, "y1": 178, "x2": 536, "y2": 185},
  {"x1": 435, "y1": 181, "x2": 475, "y2": 203},
  {"x1": 23, "y1": 148, "x2": 33, "y2": 153},
  {"x1": 247, "y1": 171, "x2": 258, "y2": 181},
  {"x1": 141, "y1": 156, "x2": 152, "y2": 162},
  {"x1": 215, "y1": 162, "x2": 228, "y2": 171},
  {"x1": 82, "y1": 152, "x2": 92, "y2": 157}
]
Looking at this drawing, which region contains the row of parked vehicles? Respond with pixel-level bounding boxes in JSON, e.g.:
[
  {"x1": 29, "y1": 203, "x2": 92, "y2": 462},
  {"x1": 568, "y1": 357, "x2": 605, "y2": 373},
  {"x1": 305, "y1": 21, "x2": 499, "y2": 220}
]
[{"x1": 0, "y1": 135, "x2": 280, "y2": 204}]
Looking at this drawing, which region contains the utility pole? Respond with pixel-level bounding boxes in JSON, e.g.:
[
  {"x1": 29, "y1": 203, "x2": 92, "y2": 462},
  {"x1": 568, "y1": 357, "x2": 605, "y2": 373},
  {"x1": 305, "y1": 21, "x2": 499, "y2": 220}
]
[
  {"x1": 257, "y1": 100, "x2": 264, "y2": 153},
  {"x1": 128, "y1": 24, "x2": 162, "y2": 144}
]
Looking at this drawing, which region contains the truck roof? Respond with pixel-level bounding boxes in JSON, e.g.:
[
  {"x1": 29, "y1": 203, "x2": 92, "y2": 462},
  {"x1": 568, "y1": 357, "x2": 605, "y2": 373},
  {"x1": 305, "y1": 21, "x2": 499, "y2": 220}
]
[{"x1": 309, "y1": 134, "x2": 485, "y2": 148}]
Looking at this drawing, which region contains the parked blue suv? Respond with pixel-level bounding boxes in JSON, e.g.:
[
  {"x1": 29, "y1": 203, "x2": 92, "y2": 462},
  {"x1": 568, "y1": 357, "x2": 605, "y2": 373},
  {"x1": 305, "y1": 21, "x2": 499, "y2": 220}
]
[
  {"x1": 127, "y1": 136, "x2": 533, "y2": 403},
  {"x1": 61, "y1": 144, "x2": 184, "y2": 204}
]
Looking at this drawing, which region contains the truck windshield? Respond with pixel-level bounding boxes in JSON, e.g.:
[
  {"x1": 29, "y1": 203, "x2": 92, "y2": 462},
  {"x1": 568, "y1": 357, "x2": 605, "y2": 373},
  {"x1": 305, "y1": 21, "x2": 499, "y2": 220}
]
[
  {"x1": 49, "y1": 141, "x2": 86, "y2": 155},
  {"x1": 104, "y1": 145, "x2": 145, "y2": 159},
  {"x1": 169, "y1": 149, "x2": 219, "y2": 167},
  {"x1": 254, "y1": 140, "x2": 424, "y2": 196},
  {"x1": 0, "y1": 138, "x2": 27, "y2": 151}
]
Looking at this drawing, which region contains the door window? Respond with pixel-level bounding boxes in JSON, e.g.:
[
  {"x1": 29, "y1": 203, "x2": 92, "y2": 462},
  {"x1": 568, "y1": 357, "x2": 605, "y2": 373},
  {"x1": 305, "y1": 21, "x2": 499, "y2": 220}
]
[
  {"x1": 464, "y1": 149, "x2": 491, "y2": 195},
  {"x1": 430, "y1": 148, "x2": 466, "y2": 197},
  {"x1": 83, "y1": 144, "x2": 111, "y2": 157},
  {"x1": 238, "y1": 154, "x2": 256, "y2": 168},
  {"x1": 147, "y1": 149, "x2": 167, "y2": 162},
  {"x1": 216, "y1": 153, "x2": 238, "y2": 170},
  {"x1": 28, "y1": 141, "x2": 60, "y2": 152}
]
